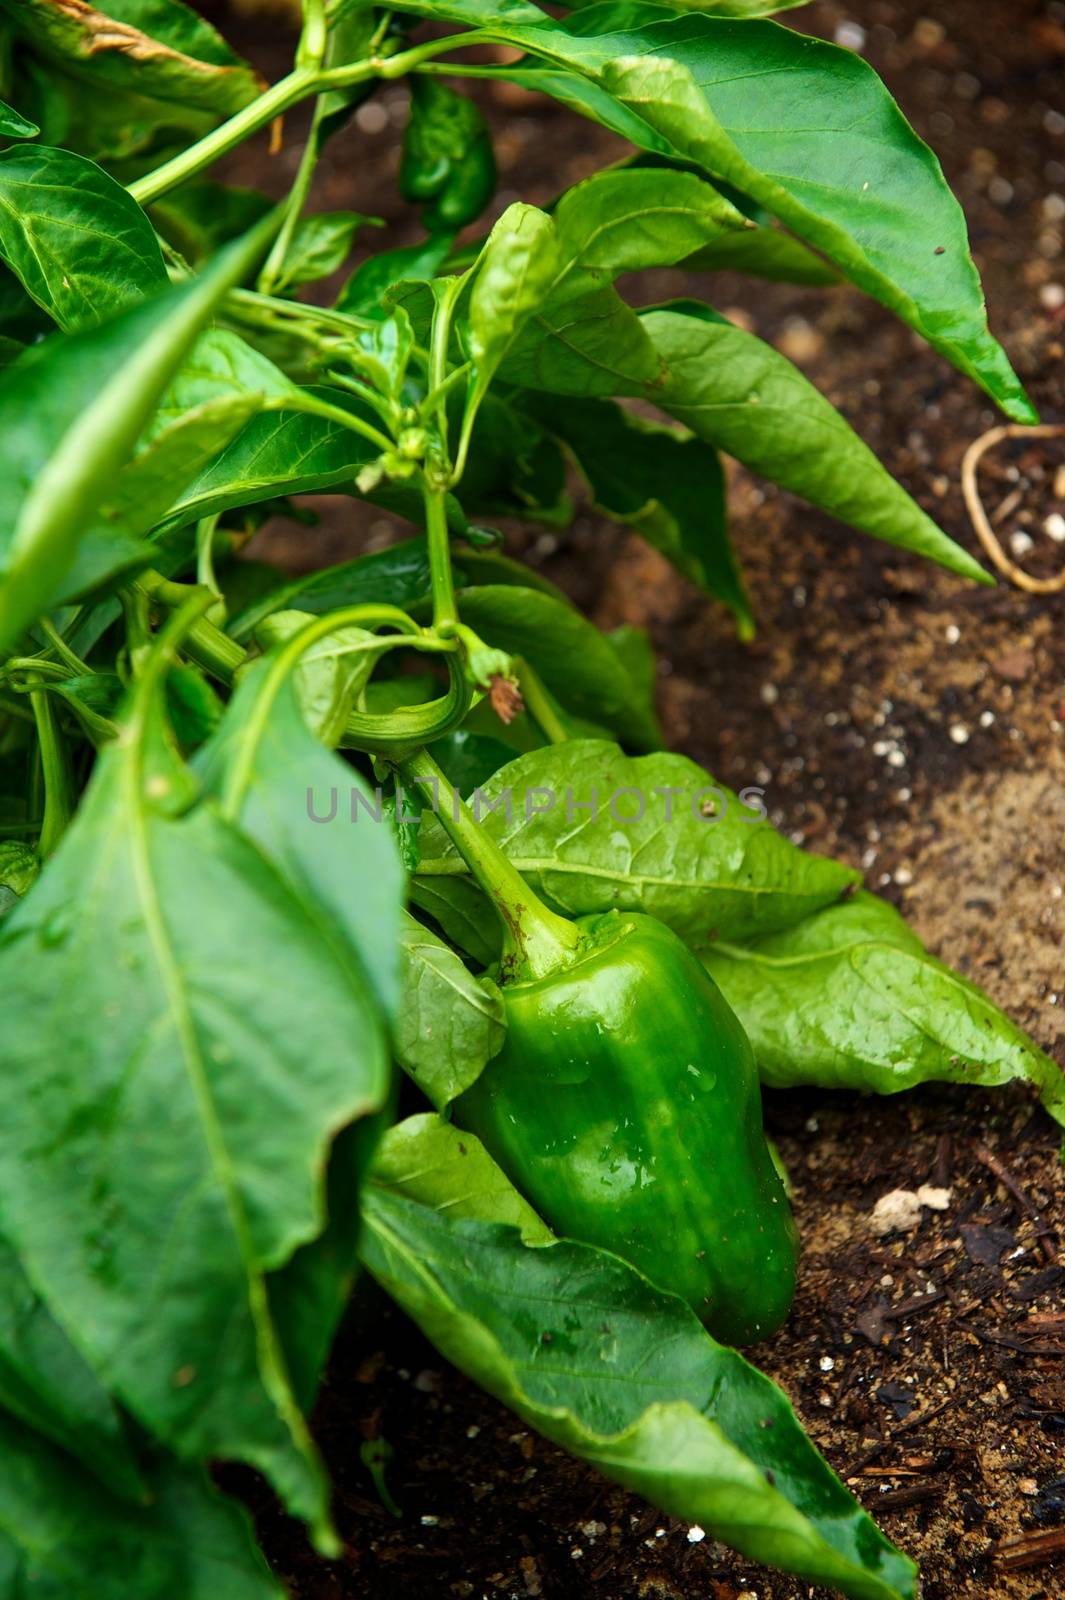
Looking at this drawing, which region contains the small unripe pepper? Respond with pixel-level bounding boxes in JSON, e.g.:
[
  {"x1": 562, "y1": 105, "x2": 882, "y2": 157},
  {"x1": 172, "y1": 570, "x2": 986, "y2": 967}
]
[
  {"x1": 399, "y1": 78, "x2": 496, "y2": 233},
  {"x1": 402, "y1": 753, "x2": 799, "y2": 1344}
]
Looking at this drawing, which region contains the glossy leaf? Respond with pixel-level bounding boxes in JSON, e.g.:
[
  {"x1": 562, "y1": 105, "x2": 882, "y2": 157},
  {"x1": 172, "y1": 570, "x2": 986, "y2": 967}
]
[
  {"x1": 521, "y1": 392, "x2": 750, "y2": 632},
  {"x1": 0, "y1": 145, "x2": 165, "y2": 329},
  {"x1": 432, "y1": 2, "x2": 1032, "y2": 418},
  {"x1": 701, "y1": 891, "x2": 1065, "y2": 1127},
  {"x1": 469, "y1": 203, "x2": 561, "y2": 393},
  {"x1": 152, "y1": 386, "x2": 432, "y2": 544},
  {"x1": 250, "y1": 610, "x2": 383, "y2": 749},
  {"x1": 274, "y1": 211, "x2": 370, "y2": 292},
  {"x1": 414, "y1": 739, "x2": 858, "y2": 949},
  {"x1": 0, "y1": 212, "x2": 280, "y2": 655},
  {"x1": 394, "y1": 915, "x2": 506, "y2": 1106},
  {"x1": 361, "y1": 1186, "x2": 916, "y2": 1600},
  {"x1": 0, "y1": 1234, "x2": 142, "y2": 1499},
  {"x1": 451, "y1": 585, "x2": 662, "y2": 749},
  {"x1": 337, "y1": 234, "x2": 456, "y2": 317},
  {"x1": 373, "y1": 1114, "x2": 551, "y2": 1239},
  {"x1": 501, "y1": 167, "x2": 746, "y2": 394},
  {"x1": 229, "y1": 539, "x2": 439, "y2": 642},
  {"x1": 195, "y1": 654, "x2": 404, "y2": 1018},
  {"x1": 0, "y1": 98, "x2": 38, "y2": 138},
  {"x1": 0, "y1": 647, "x2": 389, "y2": 1542},
  {"x1": 642, "y1": 304, "x2": 990, "y2": 584},
  {"x1": 0, "y1": 1418, "x2": 282, "y2": 1599}
]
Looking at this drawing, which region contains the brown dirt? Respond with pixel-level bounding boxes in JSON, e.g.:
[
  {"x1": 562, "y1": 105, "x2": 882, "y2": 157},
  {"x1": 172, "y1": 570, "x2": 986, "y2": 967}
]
[{"x1": 200, "y1": 2, "x2": 1065, "y2": 1595}]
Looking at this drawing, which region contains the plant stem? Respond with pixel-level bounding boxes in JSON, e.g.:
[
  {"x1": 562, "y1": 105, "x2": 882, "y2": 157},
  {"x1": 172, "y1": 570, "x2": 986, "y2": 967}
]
[
  {"x1": 29, "y1": 684, "x2": 73, "y2": 856},
  {"x1": 38, "y1": 617, "x2": 91, "y2": 677},
  {"x1": 128, "y1": 69, "x2": 321, "y2": 205},
  {"x1": 127, "y1": 35, "x2": 492, "y2": 206},
  {"x1": 399, "y1": 748, "x2": 580, "y2": 980},
  {"x1": 424, "y1": 486, "x2": 458, "y2": 633},
  {"x1": 514, "y1": 658, "x2": 569, "y2": 744}
]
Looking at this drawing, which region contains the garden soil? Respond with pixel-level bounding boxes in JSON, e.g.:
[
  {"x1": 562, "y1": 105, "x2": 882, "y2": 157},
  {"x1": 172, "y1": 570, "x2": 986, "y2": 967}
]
[{"x1": 203, "y1": 2, "x2": 1065, "y2": 1594}]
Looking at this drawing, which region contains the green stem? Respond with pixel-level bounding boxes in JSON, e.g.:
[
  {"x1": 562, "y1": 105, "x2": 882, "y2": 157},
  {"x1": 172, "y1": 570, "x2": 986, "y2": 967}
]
[
  {"x1": 275, "y1": 389, "x2": 395, "y2": 456},
  {"x1": 424, "y1": 486, "x2": 457, "y2": 633},
  {"x1": 257, "y1": 106, "x2": 324, "y2": 295},
  {"x1": 399, "y1": 748, "x2": 580, "y2": 980},
  {"x1": 128, "y1": 35, "x2": 493, "y2": 206},
  {"x1": 129, "y1": 69, "x2": 321, "y2": 205},
  {"x1": 29, "y1": 683, "x2": 74, "y2": 856},
  {"x1": 38, "y1": 617, "x2": 91, "y2": 677},
  {"x1": 514, "y1": 658, "x2": 569, "y2": 744}
]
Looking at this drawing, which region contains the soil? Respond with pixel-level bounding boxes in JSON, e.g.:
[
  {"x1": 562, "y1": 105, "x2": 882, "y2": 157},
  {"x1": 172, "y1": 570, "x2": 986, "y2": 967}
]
[{"x1": 201, "y1": 2, "x2": 1065, "y2": 1595}]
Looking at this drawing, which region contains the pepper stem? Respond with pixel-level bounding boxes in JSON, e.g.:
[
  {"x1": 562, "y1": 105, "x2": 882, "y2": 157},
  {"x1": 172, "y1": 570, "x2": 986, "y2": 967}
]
[{"x1": 399, "y1": 748, "x2": 580, "y2": 980}]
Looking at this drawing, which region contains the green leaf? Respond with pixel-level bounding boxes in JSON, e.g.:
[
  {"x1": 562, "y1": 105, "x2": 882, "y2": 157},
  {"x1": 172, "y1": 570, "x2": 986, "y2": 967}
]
[
  {"x1": 641, "y1": 304, "x2": 990, "y2": 584},
  {"x1": 228, "y1": 538, "x2": 439, "y2": 642},
  {"x1": 274, "y1": 211, "x2": 371, "y2": 292},
  {"x1": 500, "y1": 167, "x2": 746, "y2": 395},
  {"x1": 150, "y1": 386, "x2": 433, "y2": 544},
  {"x1": 0, "y1": 97, "x2": 39, "y2": 139},
  {"x1": 149, "y1": 181, "x2": 274, "y2": 263},
  {"x1": 373, "y1": 1114, "x2": 551, "y2": 1240},
  {"x1": 0, "y1": 1419, "x2": 282, "y2": 1598},
  {"x1": 337, "y1": 234, "x2": 456, "y2": 317},
  {"x1": 442, "y1": 4, "x2": 1033, "y2": 419},
  {"x1": 700, "y1": 890, "x2": 1065, "y2": 1128},
  {"x1": 0, "y1": 1233, "x2": 143, "y2": 1500},
  {"x1": 394, "y1": 915, "x2": 506, "y2": 1107},
  {"x1": 469, "y1": 202, "x2": 562, "y2": 392},
  {"x1": 0, "y1": 210, "x2": 280, "y2": 656},
  {"x1": 521, "y1": 392, "x2": 750, "y2": 633},
  {"x1": 361, "y1": 1186, "x2": 916, "y2": 1600},
  {"x1": 450, "y1": 585, "x2": 662, "y2": 749},
  {"x1": 683, "y1": 223, "x2": 839, "y2": 285},
  {"x1": 250, "y1": 610, "x2": 382, "y2": 750},
  {"x1": 0, "y1": 145, "x2": 165, "y2": 329},
  {"x1": 195, "y1": 653, "x2": 404, "y2": 1019},
  {"x1": 0, "y1": 645, "x2": 389, "y2": 1544},
  {"x1": 414, "y1": 739, "x2": 858, "y2": 949},
  {"x1": 0, "y1": 0, "x2": 262, "y2": 119}
]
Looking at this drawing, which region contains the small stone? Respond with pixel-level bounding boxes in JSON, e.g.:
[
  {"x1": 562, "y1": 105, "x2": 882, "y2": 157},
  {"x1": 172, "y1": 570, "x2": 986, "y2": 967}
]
[
  {"x1": 1040, "y1": 282, "x2": 1065, "y2": 311},
  {"x1": 834, "y1": 21, "x2": 867, "y2": 50},
  {"x1": 887, "y1": 749, "x2": 907, "y2": 768},
  {"x1": 949, "y1": 724, "x2": 971, "y2": 745},
  {"x1": 687, "y1": 1525, "x2": 706, "y2": 1544},
  {"x1": 1044, "y1": 512, "x2": 1065, "y2": 542},
  {"x1": 917, "y1": 1184, "x2": 952, "y2": 1211},
  {"x1": 945, "y1": 623, "x2": 961, "y2": 644},
  {"x1": 820, "y1": 1355, "x2": 836, "y2": 1372},
  {"x1": 895, "y1": 865, "x2": 914, "y2": 886},
  {"x1": 979, "y1": 710, "x2": 995, "y2": 728},
  {"x1": 1010, "y1": 529, "x2": 1036, "y2": 557},
  {"x1": 870, "y1": 1189, "x2": 923, "y2": 1235},
  {"x1": 760, "y1": 682, "x2": 779, "y2": 705}
]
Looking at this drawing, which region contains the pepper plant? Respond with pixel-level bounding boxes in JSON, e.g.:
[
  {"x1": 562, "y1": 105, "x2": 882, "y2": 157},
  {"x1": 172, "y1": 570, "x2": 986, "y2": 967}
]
[{"x1": 0, "y1": 1, "x2": 1060, "y2": 1596}]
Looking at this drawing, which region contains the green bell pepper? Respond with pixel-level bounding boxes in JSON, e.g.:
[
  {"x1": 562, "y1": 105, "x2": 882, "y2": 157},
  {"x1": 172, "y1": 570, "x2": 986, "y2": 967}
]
[
  {"x1": 400, "y1": 752, "x2": 799, "y2": 1345},
  {"x1": 454, "y1": 908, "x2": 799, "y2": 1344}
]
